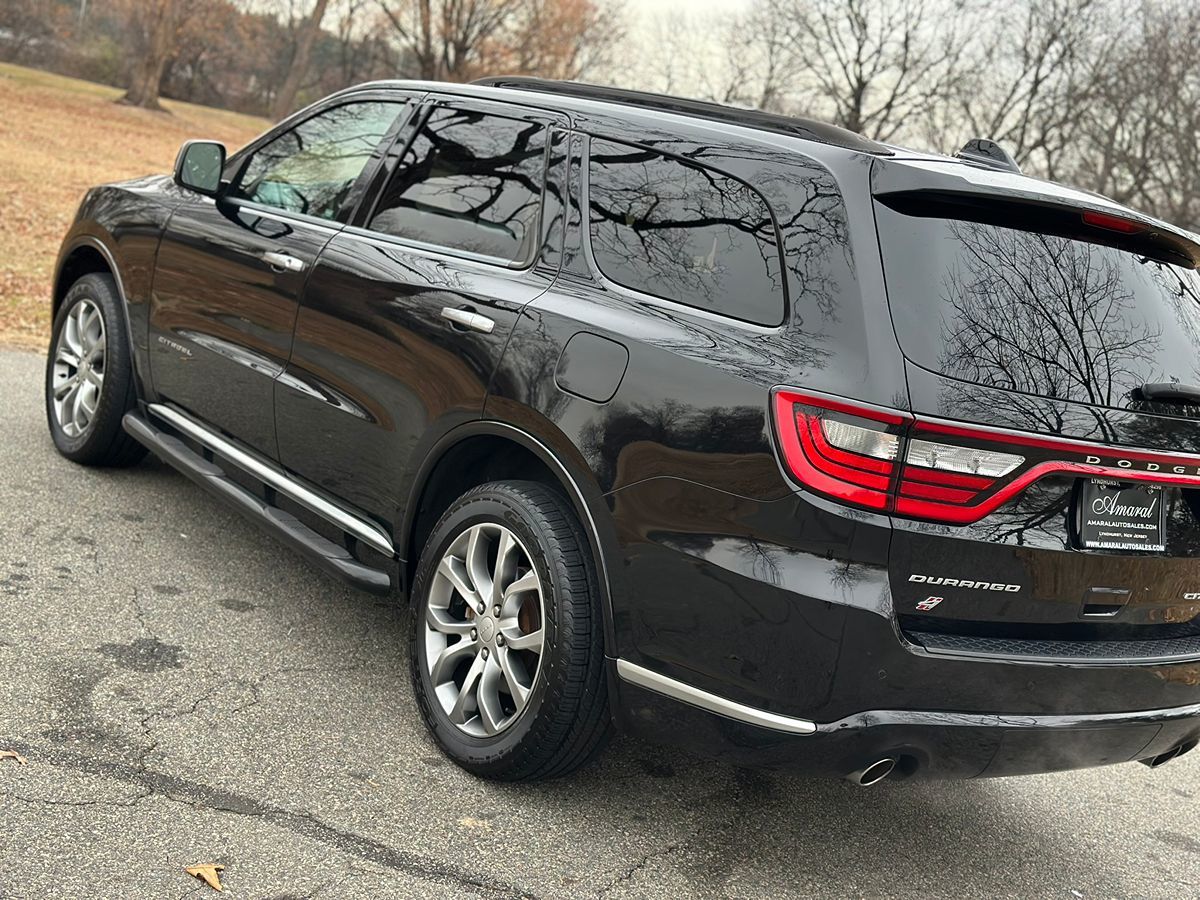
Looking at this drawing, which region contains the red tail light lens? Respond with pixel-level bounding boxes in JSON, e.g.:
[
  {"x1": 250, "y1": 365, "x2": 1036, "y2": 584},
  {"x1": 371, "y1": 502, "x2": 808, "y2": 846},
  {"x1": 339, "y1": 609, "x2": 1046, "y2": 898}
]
[
  {"x1": 772, "y1": 390, "x2": 908, "y2": 511},
  {"x1": 772, "y1": 387, "x2": 1200, "y2": 524}
]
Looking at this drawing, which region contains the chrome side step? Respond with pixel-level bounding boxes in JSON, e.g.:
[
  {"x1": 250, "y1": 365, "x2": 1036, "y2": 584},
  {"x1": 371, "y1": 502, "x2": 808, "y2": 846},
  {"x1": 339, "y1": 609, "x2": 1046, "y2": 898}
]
[
  {"x1": 122, "y1": 409, "x2": 393, "y2": 595},
  {"x1": 615, "y1": 659, "x2": 817, "y2": 735},
  {"x1": 146, "y1": 402, "x2": 393, "y2": 556}
]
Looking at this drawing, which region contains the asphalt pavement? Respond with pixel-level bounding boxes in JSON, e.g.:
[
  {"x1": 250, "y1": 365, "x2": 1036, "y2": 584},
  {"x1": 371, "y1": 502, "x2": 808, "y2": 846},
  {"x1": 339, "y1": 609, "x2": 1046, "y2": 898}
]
[{"x1": 1, "y1": 347, "x2": 1199, "y2": 899}]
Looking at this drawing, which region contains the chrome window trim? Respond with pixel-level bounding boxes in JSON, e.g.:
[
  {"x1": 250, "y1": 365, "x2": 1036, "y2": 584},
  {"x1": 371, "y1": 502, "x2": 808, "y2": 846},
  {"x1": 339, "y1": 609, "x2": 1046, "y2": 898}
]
[
  {"x1": 616, "y1": 659, "x2": 817, "y2": 735},
  {"x1": 147, "y1": 403, "x2": 394, "y2": 557},
  {"x1": 340, "y1": 225, "x2": 525, "y2": 271},
  {"x1": 226, "y1": 201, "x2": 344, "y2": 236}
]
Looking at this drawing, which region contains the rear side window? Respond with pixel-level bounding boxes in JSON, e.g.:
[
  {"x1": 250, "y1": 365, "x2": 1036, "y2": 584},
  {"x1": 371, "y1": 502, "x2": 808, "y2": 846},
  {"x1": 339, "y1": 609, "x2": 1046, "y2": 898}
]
[
  {"x1": 368, "y1": 107, "x2": 547, "y2": 264},
  {"x1": 586, "y1": 138, "x2": 784, "y2": 326},
  {"x1": 230, "y1": 100, "x2": 407, "y2": 221},
  {"x1": 876, "y1": 201, "x2": 1200, "y2": 409}
]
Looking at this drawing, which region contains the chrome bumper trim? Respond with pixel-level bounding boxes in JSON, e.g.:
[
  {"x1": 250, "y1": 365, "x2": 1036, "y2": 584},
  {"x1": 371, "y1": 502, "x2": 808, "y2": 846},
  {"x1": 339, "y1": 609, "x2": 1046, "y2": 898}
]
[{"x1": 616, "y1": 659, "x2": 817, "y2": 735}]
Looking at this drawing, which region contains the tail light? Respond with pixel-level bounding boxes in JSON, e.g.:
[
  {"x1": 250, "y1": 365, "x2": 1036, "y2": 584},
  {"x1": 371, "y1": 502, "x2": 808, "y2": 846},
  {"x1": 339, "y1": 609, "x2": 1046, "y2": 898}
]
[
  {"x1": 772, "y1": 388, "x2": 1200, "y2": 524},
  {"x1": 772, "y1": 391, "x2": 906, "y2": 510}
]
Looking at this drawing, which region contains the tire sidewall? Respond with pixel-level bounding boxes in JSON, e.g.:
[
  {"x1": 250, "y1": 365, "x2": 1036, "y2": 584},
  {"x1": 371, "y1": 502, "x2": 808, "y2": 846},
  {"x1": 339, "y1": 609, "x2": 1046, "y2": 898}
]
[
  {"x1": 45, "y1": 274, "x2": 135, "y2": 463},
  {"x1": 410, "y1": 490, "x2": 571, "y2": 771}
]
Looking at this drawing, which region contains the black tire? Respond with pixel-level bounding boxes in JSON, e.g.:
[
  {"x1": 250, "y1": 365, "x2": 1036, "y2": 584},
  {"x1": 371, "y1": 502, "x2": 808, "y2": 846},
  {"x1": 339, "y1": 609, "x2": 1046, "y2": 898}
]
[
  {"x1": 409, "y1": 481, "x2": 611, "y2": 781},
  {"x1": 44, "y1": 273, "x2": 146, "y2": 467}
]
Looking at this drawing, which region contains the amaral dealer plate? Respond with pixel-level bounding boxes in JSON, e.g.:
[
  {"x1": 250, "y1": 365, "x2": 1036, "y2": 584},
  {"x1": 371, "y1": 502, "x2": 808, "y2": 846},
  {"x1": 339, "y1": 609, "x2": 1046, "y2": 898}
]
[{"x1": 1079, "y1": 479, "x2": 1166, "y2": 552}]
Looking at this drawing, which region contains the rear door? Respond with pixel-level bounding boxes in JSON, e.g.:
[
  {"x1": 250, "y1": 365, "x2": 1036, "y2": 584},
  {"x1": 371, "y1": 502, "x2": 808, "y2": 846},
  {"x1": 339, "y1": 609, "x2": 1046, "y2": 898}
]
[
  {"x1": 274, "y1": 98, "x2": 569, "y2": 526},
  {"x1": 874, "y1": 188, "x2": 1200, "y2": 653},
  {"x1": 148, "y1": 94, "x2": 414, "y2": 457}
]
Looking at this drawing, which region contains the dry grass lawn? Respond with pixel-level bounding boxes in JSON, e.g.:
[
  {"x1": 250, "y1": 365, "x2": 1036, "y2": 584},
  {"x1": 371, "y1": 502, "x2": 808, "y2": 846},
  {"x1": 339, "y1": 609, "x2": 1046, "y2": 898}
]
[{"x1": 0, "y1": 63, "x2": 268, "y2": 350}]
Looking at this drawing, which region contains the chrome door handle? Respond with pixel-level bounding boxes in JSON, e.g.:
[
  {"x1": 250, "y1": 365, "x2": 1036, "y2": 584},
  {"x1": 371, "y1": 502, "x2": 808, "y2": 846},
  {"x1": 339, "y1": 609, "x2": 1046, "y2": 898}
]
[
  {"x1": 262, "y1": 250, "x2": 306, "y2": 273},
  {"x1": 440, "y1": 307, "x2": 495, "y2": 334}
]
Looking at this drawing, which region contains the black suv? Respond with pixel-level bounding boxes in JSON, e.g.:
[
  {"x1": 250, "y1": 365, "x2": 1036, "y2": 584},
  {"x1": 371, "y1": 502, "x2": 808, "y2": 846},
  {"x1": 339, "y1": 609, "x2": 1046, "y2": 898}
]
[{"x1": 47, "y1": 77, "x2": 1200, "y2": 784}]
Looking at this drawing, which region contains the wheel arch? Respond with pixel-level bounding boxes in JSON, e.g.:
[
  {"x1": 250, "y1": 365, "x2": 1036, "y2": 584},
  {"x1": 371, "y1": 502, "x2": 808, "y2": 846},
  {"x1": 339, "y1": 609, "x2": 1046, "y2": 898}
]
[
  {"x1": 53, "y1": 237, "x2": 125, "y2": 321},
  {"x1": 400, "y1": 420, "x2": 620, "y2": 655}
]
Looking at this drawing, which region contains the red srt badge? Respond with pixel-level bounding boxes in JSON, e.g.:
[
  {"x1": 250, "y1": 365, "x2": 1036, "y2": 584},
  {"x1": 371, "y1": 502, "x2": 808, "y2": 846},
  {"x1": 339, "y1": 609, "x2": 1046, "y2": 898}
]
[{"x1": 916, "y1": 596, "x2": 944, "y2": 611}]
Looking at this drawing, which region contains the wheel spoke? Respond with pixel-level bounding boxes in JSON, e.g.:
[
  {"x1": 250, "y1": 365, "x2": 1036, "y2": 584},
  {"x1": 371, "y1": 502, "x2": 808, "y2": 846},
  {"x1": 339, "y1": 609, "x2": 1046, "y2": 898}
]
[
  {"x1": 56, "y1": 348, "x2": 81, "y2": 369},
  {"x1": 436, "y1": 555, "x2": 478, "y2": 607},
  {"x1": 497, "y1": 646, "x2": 531, "y2": 710},
  {"x1": 425, "y1": 603, "x2": 474, "y2": 637},
  {"x1": 429, "y1": 637, "x2": 477, "y2": 684},
  {"x1": 476, "y1": 655, "x2": 505, "y2": 734},
  {"x1": 491, "y1": 529, "x2": 516, "y2": 605},
  {"x1": 502, "y1": 570, "x2": 539, "y2": 605},
  {"x1": 83, "y1": 367, "x2": 104, "y2": 388},
  {"x1": 79, "y1": 382, "x2": 99, "y2": 419},
  {"x1": 448, "y1": 652, "x2": 486, "y2": 725},
  {"x1": 53, "y1": 376, "x2": 78, "y2": 400},
  {"x1": 70, "y1": 382, "x2": 87, "y2": 431},
  {"x1": 504, "y1": 626, "x2": 544, "y2": 652},
  {"x1": 464, "y1": 525, "x2": 493, "y2": 602}
]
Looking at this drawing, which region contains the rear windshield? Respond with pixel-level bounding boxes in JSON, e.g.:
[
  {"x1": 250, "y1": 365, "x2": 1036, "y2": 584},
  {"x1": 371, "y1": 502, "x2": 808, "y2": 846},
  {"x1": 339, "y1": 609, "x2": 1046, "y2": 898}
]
[{"x1": 876, "y1": 202, "x2": 1200, "y2": 409}]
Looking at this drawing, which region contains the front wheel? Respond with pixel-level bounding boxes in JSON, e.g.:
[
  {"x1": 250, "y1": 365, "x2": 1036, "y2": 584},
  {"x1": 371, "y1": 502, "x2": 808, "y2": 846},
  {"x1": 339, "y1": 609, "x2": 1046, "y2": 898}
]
[
  {"x1": 409, "y1": 481, "x2": 611, "y2": 780},
  {"x1": 45, "y1": 273, "x2": 146, "y2": 467}
]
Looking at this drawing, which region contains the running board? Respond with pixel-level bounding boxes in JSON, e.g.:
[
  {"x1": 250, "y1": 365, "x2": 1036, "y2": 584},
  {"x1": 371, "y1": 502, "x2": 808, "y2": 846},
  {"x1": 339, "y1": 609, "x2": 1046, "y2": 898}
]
[{"x1": 122, "y1": 410, "x2": 393, "y2": 595}]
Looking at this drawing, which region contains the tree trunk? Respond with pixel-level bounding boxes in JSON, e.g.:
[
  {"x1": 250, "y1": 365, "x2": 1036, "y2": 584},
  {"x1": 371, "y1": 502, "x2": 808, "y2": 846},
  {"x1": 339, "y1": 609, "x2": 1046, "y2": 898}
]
[
  {"x1": 270, "y1": 0, "x2": 331, "y2": 121},
  {"x1": 119, "y1": 0, "x2": 179, "y2": 110}
]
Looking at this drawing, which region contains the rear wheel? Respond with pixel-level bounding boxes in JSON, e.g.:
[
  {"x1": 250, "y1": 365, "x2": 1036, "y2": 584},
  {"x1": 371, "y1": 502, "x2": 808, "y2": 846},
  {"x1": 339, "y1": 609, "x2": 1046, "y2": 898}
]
[
  {"x1": 410, "y1": 481, "x2": 611, "y2": 780},
  {"x1": 45, "y1": 273, "x2": 146, "y2": 467}
]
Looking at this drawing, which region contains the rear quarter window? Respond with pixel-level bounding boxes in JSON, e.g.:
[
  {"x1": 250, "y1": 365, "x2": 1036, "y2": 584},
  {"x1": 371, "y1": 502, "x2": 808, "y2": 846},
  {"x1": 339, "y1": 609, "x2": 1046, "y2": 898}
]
[{"x1": 586, "y1": 137, "x2": 785, "y2": 326}]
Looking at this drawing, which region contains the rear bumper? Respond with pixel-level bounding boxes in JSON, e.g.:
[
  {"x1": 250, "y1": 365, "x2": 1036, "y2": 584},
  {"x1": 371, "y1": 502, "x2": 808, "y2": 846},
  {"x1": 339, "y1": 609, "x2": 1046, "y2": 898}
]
[{"x1": 613, "y1": 661, "x2": 1200, "y2": 778}]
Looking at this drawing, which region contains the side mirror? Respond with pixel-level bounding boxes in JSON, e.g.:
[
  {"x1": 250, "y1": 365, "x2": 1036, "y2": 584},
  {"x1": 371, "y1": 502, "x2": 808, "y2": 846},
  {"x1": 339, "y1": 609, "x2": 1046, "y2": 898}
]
[{"x1": 173, "y1": 140, "x2": 226, "y2": 196}]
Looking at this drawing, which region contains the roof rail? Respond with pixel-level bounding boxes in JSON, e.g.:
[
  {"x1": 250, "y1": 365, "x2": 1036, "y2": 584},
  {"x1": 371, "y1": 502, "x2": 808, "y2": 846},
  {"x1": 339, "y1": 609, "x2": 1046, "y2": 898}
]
[{"x1": 472, "y1": 76, "x2": 893, "y2": 156}]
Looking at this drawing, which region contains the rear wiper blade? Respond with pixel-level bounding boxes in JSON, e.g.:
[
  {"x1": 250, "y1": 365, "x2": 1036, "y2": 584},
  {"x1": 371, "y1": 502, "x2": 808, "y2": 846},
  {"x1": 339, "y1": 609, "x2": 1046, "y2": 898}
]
[{"x1": 1136, "y1": 382, "x2": 1200, "y2": 404}]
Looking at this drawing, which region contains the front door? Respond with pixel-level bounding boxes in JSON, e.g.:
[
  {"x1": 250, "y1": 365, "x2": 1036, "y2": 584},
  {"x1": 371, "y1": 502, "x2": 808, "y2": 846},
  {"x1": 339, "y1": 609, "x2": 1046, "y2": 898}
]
[{"x1": 148, "y1": 96, "x2": 414, "y2": 457}]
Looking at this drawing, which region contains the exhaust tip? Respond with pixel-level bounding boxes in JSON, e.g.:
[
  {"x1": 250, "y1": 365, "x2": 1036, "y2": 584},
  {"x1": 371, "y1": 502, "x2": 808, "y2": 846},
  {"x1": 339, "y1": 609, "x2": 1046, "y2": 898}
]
[
  {"x1": 847, "y1": 758, "x2": 897, "y2": 786},
  {"x1": 1140, "y1": 746, "x2": 1184, "y2": 769}
]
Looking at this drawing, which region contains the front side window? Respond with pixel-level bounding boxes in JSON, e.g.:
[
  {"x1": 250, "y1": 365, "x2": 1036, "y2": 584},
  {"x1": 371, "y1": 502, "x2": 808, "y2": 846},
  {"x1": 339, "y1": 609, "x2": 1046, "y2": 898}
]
[
  {"x1": 368, "y1": 107, "x2": 548, "y2": 264},
  {"x1": 230, "y1": 100, "x2": 407, "y2": 221},
  {"x1": 587, "y1": 138, "x2": 785, "y2": 326}
]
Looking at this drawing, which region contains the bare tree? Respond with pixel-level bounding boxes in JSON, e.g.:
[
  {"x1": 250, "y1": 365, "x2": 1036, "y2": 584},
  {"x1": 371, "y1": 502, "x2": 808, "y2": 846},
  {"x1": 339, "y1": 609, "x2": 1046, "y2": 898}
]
[
  {"x1": 271, "y1": 0, "x2": 332, "y2": 120},
  {"x1": 1066, "y1": 2, "x2": 1200, "y2": 228},
  {"x1": 773, "y1": 0, "x2": 972, "y2": 143},
  {"x1": 119, "y1": 0, "x2": 183, "y2": 110},
  {"x1": 375, "y1": 0, "x2": 521, "y2": 80},
  {"x1": 948, "y1": 0, "x2": 1112, "y2": 172}
]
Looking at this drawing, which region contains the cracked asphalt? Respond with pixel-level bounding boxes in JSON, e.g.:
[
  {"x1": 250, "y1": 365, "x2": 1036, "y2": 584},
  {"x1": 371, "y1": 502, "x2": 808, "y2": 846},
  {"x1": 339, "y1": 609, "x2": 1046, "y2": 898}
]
[{"x1": 2, "y1": 346, "x2": 1200, "y2": 899}]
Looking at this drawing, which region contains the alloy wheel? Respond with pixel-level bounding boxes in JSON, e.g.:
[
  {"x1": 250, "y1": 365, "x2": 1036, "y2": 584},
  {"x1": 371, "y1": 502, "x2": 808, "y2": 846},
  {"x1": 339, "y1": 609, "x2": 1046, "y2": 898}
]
[
  {"x1": 423, "y1": 522, "x2": 546, "y2": 737},
  {"x1": 51, "y1": 299, "x2": 106, "y2": 438}
]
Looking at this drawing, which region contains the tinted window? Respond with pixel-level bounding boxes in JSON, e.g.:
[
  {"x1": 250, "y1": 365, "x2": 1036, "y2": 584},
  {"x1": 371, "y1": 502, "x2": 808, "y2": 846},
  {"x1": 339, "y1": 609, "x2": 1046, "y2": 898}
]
[
  {"x1": 587, "y1": 138, "x2": 784, "y2": 326},
  {"x1": 231, "y1": 101, "x2": 406, "y2": 221},
  {"x1": 368, "y1": 108, "x2": 547, "y2": 263},
  {"x1": 876, "y1": 202, "x2": 1200, "y2": 409}
]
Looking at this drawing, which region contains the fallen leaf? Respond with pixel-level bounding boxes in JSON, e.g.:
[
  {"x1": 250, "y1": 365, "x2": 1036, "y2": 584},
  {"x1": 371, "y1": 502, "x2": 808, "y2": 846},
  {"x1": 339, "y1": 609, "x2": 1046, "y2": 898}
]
[
  {"x1": 458, "y1": 816, "x2": 492, "y2": 831},
  {"x1": 0, "y1": 750, "x2": 27, "y2": 766},
  {"x1": 184, "y1": 863, "x2": 225, "y2": 892}
]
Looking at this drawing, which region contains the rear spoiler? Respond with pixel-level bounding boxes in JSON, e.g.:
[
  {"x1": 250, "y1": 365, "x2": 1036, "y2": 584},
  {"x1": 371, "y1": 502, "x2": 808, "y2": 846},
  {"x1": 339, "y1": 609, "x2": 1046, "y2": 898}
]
[{"x1": 872, "y1": 158, "x2": 1200, "y2": 269}]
